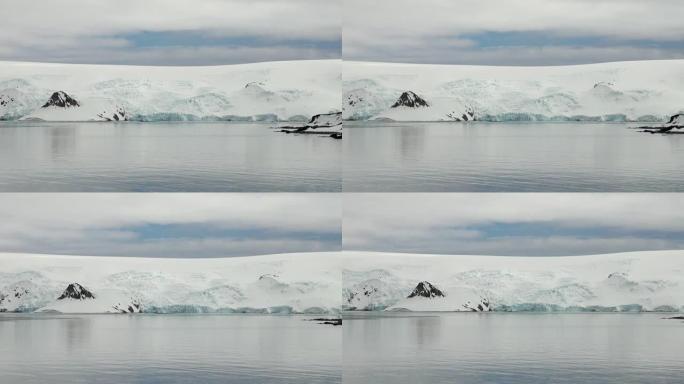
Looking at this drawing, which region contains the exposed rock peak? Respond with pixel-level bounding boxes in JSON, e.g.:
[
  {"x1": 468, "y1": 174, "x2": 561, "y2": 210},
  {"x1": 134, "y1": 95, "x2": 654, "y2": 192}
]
[
  {"x1": 57, "y1": 283, "x2": 95, "y2": 300},
  {"x1": 391, "y1": 91, "x2": 429, "y2": 108},
  {"x1": 407, "y1": 281, "x2": 444, "y2": 299},
  {"x1": 42, "y1": 91, "x2": 80, "y2": 108}
]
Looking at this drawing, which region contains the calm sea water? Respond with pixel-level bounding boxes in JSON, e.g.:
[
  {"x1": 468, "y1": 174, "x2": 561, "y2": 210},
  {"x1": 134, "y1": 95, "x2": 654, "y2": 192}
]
[
  {"x1": 0, "y1": 314, "x2": 341, "y2": 384},
  {"x1": 0, "y1": 122, "x2": 341, "y2": 192},
  {"x1": 343, "y1": 312, "x2": 684, "y2": 384},
  {"x1": 344, "y1": 122, "x2": 684, "y2": 192}
]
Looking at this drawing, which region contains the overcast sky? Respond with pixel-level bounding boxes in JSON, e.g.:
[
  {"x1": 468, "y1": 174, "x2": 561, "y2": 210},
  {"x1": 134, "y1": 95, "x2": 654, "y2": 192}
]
[
  {"x1": 0, "y1": 194, "x2": 341, "y2": 257},
  {"x1": 0, "y1": 0, "x2": 340, "y2": 65},
  {"x1": 344, "y1": 194, "x2": 684, "y2": 256},
  {"x1": 344, "y1": 0, "x2": 684, "y2": 65}
]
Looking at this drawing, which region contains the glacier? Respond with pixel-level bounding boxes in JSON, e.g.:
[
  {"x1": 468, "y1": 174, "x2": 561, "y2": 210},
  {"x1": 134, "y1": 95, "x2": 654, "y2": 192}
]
[
  {"x1": 0, "y1": 60, "x2": 341, "y2": 122},
  {"x1": 343, "y1": 60, "x2": 684, "y2": 122},
  {"x1": 2, "y1": 251, "x2": 683, "y2": 314},
  {"x1": 342, "y1": 251, "x2": 684, "y2": 313},
  {"x1": 0, "y1": 252, "x2": 342, "y2": 314}
]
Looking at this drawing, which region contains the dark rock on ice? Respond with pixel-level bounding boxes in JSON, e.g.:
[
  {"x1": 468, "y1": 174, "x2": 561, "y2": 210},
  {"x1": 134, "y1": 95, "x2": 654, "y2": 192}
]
[
  {"x1": 391, "y1": 91, "x2": 429, "y2": 108},
  {"x1": 308, "y1": 318, "x2": 342, "y2": 326},
  {"x1": 57, "y1": 283, "x2": 95, "y2": 300},
  {"x1": 276, "y1": 112, "x2": 342, "y2": 138},
  {"x1": 42, "y1": 91, "x2": 80, "y2": 108},
  {"x1": 407, "y1": 281, "x2": 445, "y2": 299},
  {"x1": 97, "y1": 106, "x2": 128, "y2": 122},
  {"x1": 113, "y1": 299, "x2": 142, "y2": 313},
  {"x1": 446, "y1": 105, "x2": 476, "y2": 121},
  {"x1": 0, "y1": 94, "x2": 16, "y2": 107},
  {"x1": 638, "y1": 113, "x2": 684, "y2": 133},
  {"x1": 463, "y1": 298, "x2": 492, "y2": 312}
]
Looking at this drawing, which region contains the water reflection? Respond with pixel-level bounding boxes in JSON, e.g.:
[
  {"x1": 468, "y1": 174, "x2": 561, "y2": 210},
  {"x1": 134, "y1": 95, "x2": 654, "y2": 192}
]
[
  {"x1": 0, "y1": 314, "x2": 341, "y2": 384},
  {"x1": 0, "y1": 122, "x2": 341, "y2": 192},
  {"x1": 48, "y1": 126, "x2": 76, "y2": 161},
  {"x1": 343, "y1": 313, "x2": 684, "y2": 384},
  {"x1": 345, "y1": 122, "x2": 684, "y2": 192}
]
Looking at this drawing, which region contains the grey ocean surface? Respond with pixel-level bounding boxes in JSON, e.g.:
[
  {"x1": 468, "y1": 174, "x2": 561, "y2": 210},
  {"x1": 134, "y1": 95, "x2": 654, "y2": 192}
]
[
  {"x1": 0, "y1": 122, "x2": 341, "y2": 192},
  {"x1": 344, "y1": 122, "x2": 684, "y2": 192},
  {"x1": 0, "y1": 314, "x2": 341, "y2": 384},
  {"x1": 344, "y1": 312, "x2": 684, "y2": 384}
]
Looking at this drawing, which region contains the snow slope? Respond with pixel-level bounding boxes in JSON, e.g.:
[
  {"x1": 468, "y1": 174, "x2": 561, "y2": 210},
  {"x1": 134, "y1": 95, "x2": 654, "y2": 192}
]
[
  {"x1": 0, "y1": 252, "x2": 342, "y2": 314},
  {"x1": 343, "y1": 251, "x2": 684, "y2": 312},
  {"x1": 343, "y1": 60, "x2": 684, "y2": 122},
  {"x1": 0, "y1": 60, "x2": 340, "y2": 122}
]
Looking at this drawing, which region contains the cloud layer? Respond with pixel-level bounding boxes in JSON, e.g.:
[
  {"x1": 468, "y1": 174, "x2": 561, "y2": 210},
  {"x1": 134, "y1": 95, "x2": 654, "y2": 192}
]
[
  {"x1": 0, "y1": 194, "x2": 341, "y2": 257},
  {"x1": 344, "y1": 194, "x2": 684, "y2": 256},
  {"x1": 344, "y1": 0, "x2": 684, "y2": 65},
  {"x1": 2, "y1": 194, "x2": 683, "y2": 257},
  {"x1": 0, "y1": 0, "x2": 340, "y2": 65}
]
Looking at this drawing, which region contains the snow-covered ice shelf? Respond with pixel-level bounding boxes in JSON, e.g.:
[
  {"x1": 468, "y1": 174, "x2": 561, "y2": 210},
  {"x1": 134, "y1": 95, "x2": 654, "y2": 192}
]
[
  {"x1": 0, "y1": 252, "x2": 342, "y2": 314},
  {"x1": 0, "y1": 60, "x2": 341, "y2": 122},
  {"x1": 2, "y1": 251, "x2": 683, "y2": 314},
  {"x1": 343, "y1": 251, "x2": 684, "y2": 313},
  {"x1": 344, "y1": 60, "x2": 684, "y2": 122}
]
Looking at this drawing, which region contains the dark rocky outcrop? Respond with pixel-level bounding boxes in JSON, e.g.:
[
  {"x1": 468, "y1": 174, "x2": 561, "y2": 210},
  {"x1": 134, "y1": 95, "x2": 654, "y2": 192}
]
[
  {"x1": 42, "y1": 91, "x2": 80, "y2": 108},
  {"x1": 57, "y1": 283, "x2": 95, "y2": 300},
  {"x1": 391, "y1": 91, "x2": 429, "y2": 108},
  {"x1": 97, "y1": 106, "x2": 128, "y2": 122},
  {"x1": 113, "y1": 299, "x2": 142, "y2": 313},
  {"x1": 0, "y1": 94, "x2": 15, "y2": 107},
  {"x1": 308, "y1": 318, "x2": 342, "y2": 326},
  {"x1": 638, "y1": 113, "x2": 684, "y2": 134},
  {"x1": 463, "y1": 298, "x2": 492, "y2": 312},
  {"x1": 446, "y1": 105, "x2": 476, "y2": 121},
  {"x1": 277, "y1": 112, "x2": 342, "y2": 138},
  {"x1": 665, "y1": 113, "x2": 684, "y2": 128},
  {"x1": 407, "y1": 281, "x2": 445, "y2": 298},
  {"x1": 307, "y1": 112, "x2": 342, "y2": 127}
]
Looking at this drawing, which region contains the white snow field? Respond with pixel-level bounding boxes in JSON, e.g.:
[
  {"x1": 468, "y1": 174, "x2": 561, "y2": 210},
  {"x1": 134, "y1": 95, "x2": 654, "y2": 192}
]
[
  {"x1": 2, "y1": 250, "x2": 682, "y2": 314},
  {"x1": 342, "y1": 251, "x2": 684, "y2": 312},
  {"x1": 0, "y1": 252, "x2": 342, "y2": 314},
  {"x1": 343, "y1": 60, "x2": 684, "y2": 122},
  {"x1": 0, "y1": 60, "x2": 341, "y2": 122}
]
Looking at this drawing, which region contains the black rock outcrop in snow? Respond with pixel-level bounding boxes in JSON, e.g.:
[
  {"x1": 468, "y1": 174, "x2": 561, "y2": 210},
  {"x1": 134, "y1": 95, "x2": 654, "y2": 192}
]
[
  {"x1": 97, "y1": 106, "x2": 128, "y2": 121},
  {"x1": 391, "y1": 91, "x2": 429, "y2": 108},
  {"x1": 463, "y1": 298, "x2": 492, "y2": 312},
  {"x1": 446, "y1": 105, "x2": 476, "y2": 121},
  {"x1": 42, "y1": 91, "x2": 80, "y2": 108},
  {"x1": 407, "y1": 281, "x2": 445, "y2": 298},
  {"x1": 57, "y1": 283, "x2": 95, "y2": 300},
  {"x1": 113, "y1": 299, "x2": 142, "y2": 313},
  {"x1": 0, "y1": 94, "x2": 15, "y2": 107}
]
